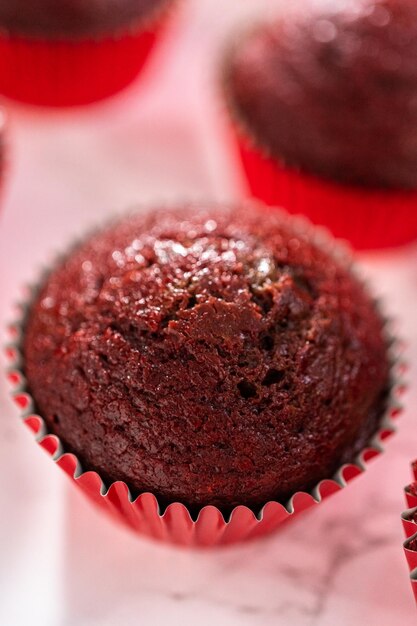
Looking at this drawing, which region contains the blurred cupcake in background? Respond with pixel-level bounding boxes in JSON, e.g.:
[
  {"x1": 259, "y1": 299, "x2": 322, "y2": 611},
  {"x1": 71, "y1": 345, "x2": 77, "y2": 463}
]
[
  {"x1": 0, "y1": 0, "x2": 175, "y2": 107},
  {"x1": 223, "y1": 0, "x2": 417, "y2": 250}
]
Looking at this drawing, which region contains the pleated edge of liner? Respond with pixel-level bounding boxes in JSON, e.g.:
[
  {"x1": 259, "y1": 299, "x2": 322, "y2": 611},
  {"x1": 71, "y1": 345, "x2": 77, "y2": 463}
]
[
  {"x1": 4, "y1": 202, "x2": 405, "y2": 526},
  {"x1": 0, "y1": 0, "x2": 177, "y2": 45},
  {"x1": 402, "y1": 508, "x2": 417, "y2": 537},
  {"x1": 403, "y1": 529, "x2": 417, "y2": 586},
  {"x1": 402, "y1": 465, "x2": 417, "y2": 587}
]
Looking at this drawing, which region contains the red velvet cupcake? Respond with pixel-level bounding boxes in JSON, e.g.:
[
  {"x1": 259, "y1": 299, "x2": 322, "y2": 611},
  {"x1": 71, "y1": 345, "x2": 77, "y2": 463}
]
[
  {"x1": 224, "y1": 0, "x2": 417, "y2": 250},
  {"x1": 0, "y1": 0, "x2": 174, "y2": 107},
  {"x1": 8, "y1": 205, "x2": 400, "y2": 545}
]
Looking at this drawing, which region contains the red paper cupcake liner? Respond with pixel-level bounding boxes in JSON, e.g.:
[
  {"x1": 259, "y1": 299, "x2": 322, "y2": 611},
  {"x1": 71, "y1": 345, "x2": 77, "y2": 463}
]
[
  {"x1": 403, "y1": 532, "x2": 417, "y2": 603},
  {"x1": 227, "y1": 113, "x2": 417, "y2": 251},
  {"x1": 400, "y1": 462, "x2": 417, "y2": 603},
  {"x1": 4, "y1": 214, "x2": 404, "y2": 547},
  {"x1": 408, "y1": 570, "x2": 417, "y2": 605},
  {"x1": 405, "y1": 483, "x2": 417, "y2": 510},
  {"x1": 0, "y1": 3, "x2": 173, "y2": 107},
  {"x1": 402, "y1": 508, "x2": 417, "y2": 541}
]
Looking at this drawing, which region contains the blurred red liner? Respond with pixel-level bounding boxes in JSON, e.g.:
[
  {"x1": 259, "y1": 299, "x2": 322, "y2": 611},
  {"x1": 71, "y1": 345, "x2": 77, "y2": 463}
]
[
  {"x1": 229, "y1": 119, "x2": 417, "y2": 251},
  {"x1": 0, "y1": 5, "x2": 172, "y2": 107}
]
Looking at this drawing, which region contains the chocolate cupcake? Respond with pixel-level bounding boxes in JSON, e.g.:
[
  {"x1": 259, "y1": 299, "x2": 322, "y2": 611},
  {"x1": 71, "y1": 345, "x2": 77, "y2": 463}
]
[
  {"x1": 22, "y1": 205, "x2": 391, "y2": 511},
  {"x1": 0, "y1": 0, "x2": 174, "y2": 106},
  {"x1": 224, "y1": 0, "x2": 417, "y2": 249}
]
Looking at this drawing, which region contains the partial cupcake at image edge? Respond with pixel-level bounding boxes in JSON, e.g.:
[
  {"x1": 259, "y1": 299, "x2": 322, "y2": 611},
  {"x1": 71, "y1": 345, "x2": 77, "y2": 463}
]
[
  {"x1": 6, "y1": 204, "x2": 403, "y2": 546},
  {"x1": 0, "y1": 0, "x2": 176, "y2": 107},
  {"x1": 222, "y1": 0, "x2": 417, "y2": 250},
  {"x1": 402, "y1": 461, "x2": 417, "y2": 603}
]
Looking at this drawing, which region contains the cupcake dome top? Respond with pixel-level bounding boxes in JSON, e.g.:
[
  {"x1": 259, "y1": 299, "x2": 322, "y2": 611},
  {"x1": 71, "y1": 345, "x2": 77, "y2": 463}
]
[
  {"x1": 0, "y1": 0, "x2": 170, "y2": 38},
  {"x1": 225, "y1": 0, "x2": 417, "y2": 189},
  {"x1": 24, "y1": 205, "x2": 390, "y2": 509}
]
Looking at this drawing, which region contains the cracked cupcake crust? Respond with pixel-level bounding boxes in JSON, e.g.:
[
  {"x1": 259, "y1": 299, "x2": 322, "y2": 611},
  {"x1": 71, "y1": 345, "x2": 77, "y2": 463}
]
[{"x1": 23, "y1": 205, "x2": 390, "y2": 510}]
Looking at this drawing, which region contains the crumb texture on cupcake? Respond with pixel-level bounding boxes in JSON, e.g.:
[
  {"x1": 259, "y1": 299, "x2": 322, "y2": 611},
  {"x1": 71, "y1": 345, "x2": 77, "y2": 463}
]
[
  {"x1": 226, "y1": 0, "x2": 417, "y2": 189},
  {"x1": 24, "y1": 205, "x2": 390, "y2": 509},
  {"x1": 0, "y1": 0, "x2": 171, "y2": 38}
]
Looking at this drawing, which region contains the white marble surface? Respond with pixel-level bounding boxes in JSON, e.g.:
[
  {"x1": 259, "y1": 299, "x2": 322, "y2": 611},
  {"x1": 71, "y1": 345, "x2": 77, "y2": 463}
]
[{"x1": 0, "y1": 1, "x2": 417, "y2": 624}]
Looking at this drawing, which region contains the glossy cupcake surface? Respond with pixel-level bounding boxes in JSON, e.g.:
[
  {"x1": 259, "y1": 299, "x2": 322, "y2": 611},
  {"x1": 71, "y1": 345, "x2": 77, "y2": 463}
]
[{"x1": 24, "y1": 205, "x2": 390, "y2": 509}]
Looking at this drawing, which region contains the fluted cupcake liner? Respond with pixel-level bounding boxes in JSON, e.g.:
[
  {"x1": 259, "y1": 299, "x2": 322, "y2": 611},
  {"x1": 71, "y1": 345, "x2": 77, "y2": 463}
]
[
  {"x1": 403, "y1": 530, "x2": 417, "y2": 603},
  {"x1": 402, "y1": 508, "x2": 417, "y2": 541},
  {"x1": 0, "y1": 2, "x2": 173, "y2": 107},
  {"x1": 401, "y1": 461, "x2": 417, "y2": 602},
  {"x1": 223, "y1": 84, "x2": 417, "y2": 251},
  {"x1": 405, "y1": 483, "x2": 417, "y2": 510},
  {"x1": 4, "y1": 209, "x2": 404, "y2": 547}
]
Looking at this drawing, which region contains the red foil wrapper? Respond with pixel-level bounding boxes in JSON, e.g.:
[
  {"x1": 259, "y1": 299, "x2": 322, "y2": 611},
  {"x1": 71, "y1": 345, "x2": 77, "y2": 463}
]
[
  {"x1": 229, "y1": 119, "x2": 417, "y2": 251},
  {"x1": 0, "y1": 5, "x2": 172, "y2": 107},
  {"x1": 5, "y1": 227, "x2": 403, "y2": 547}
]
